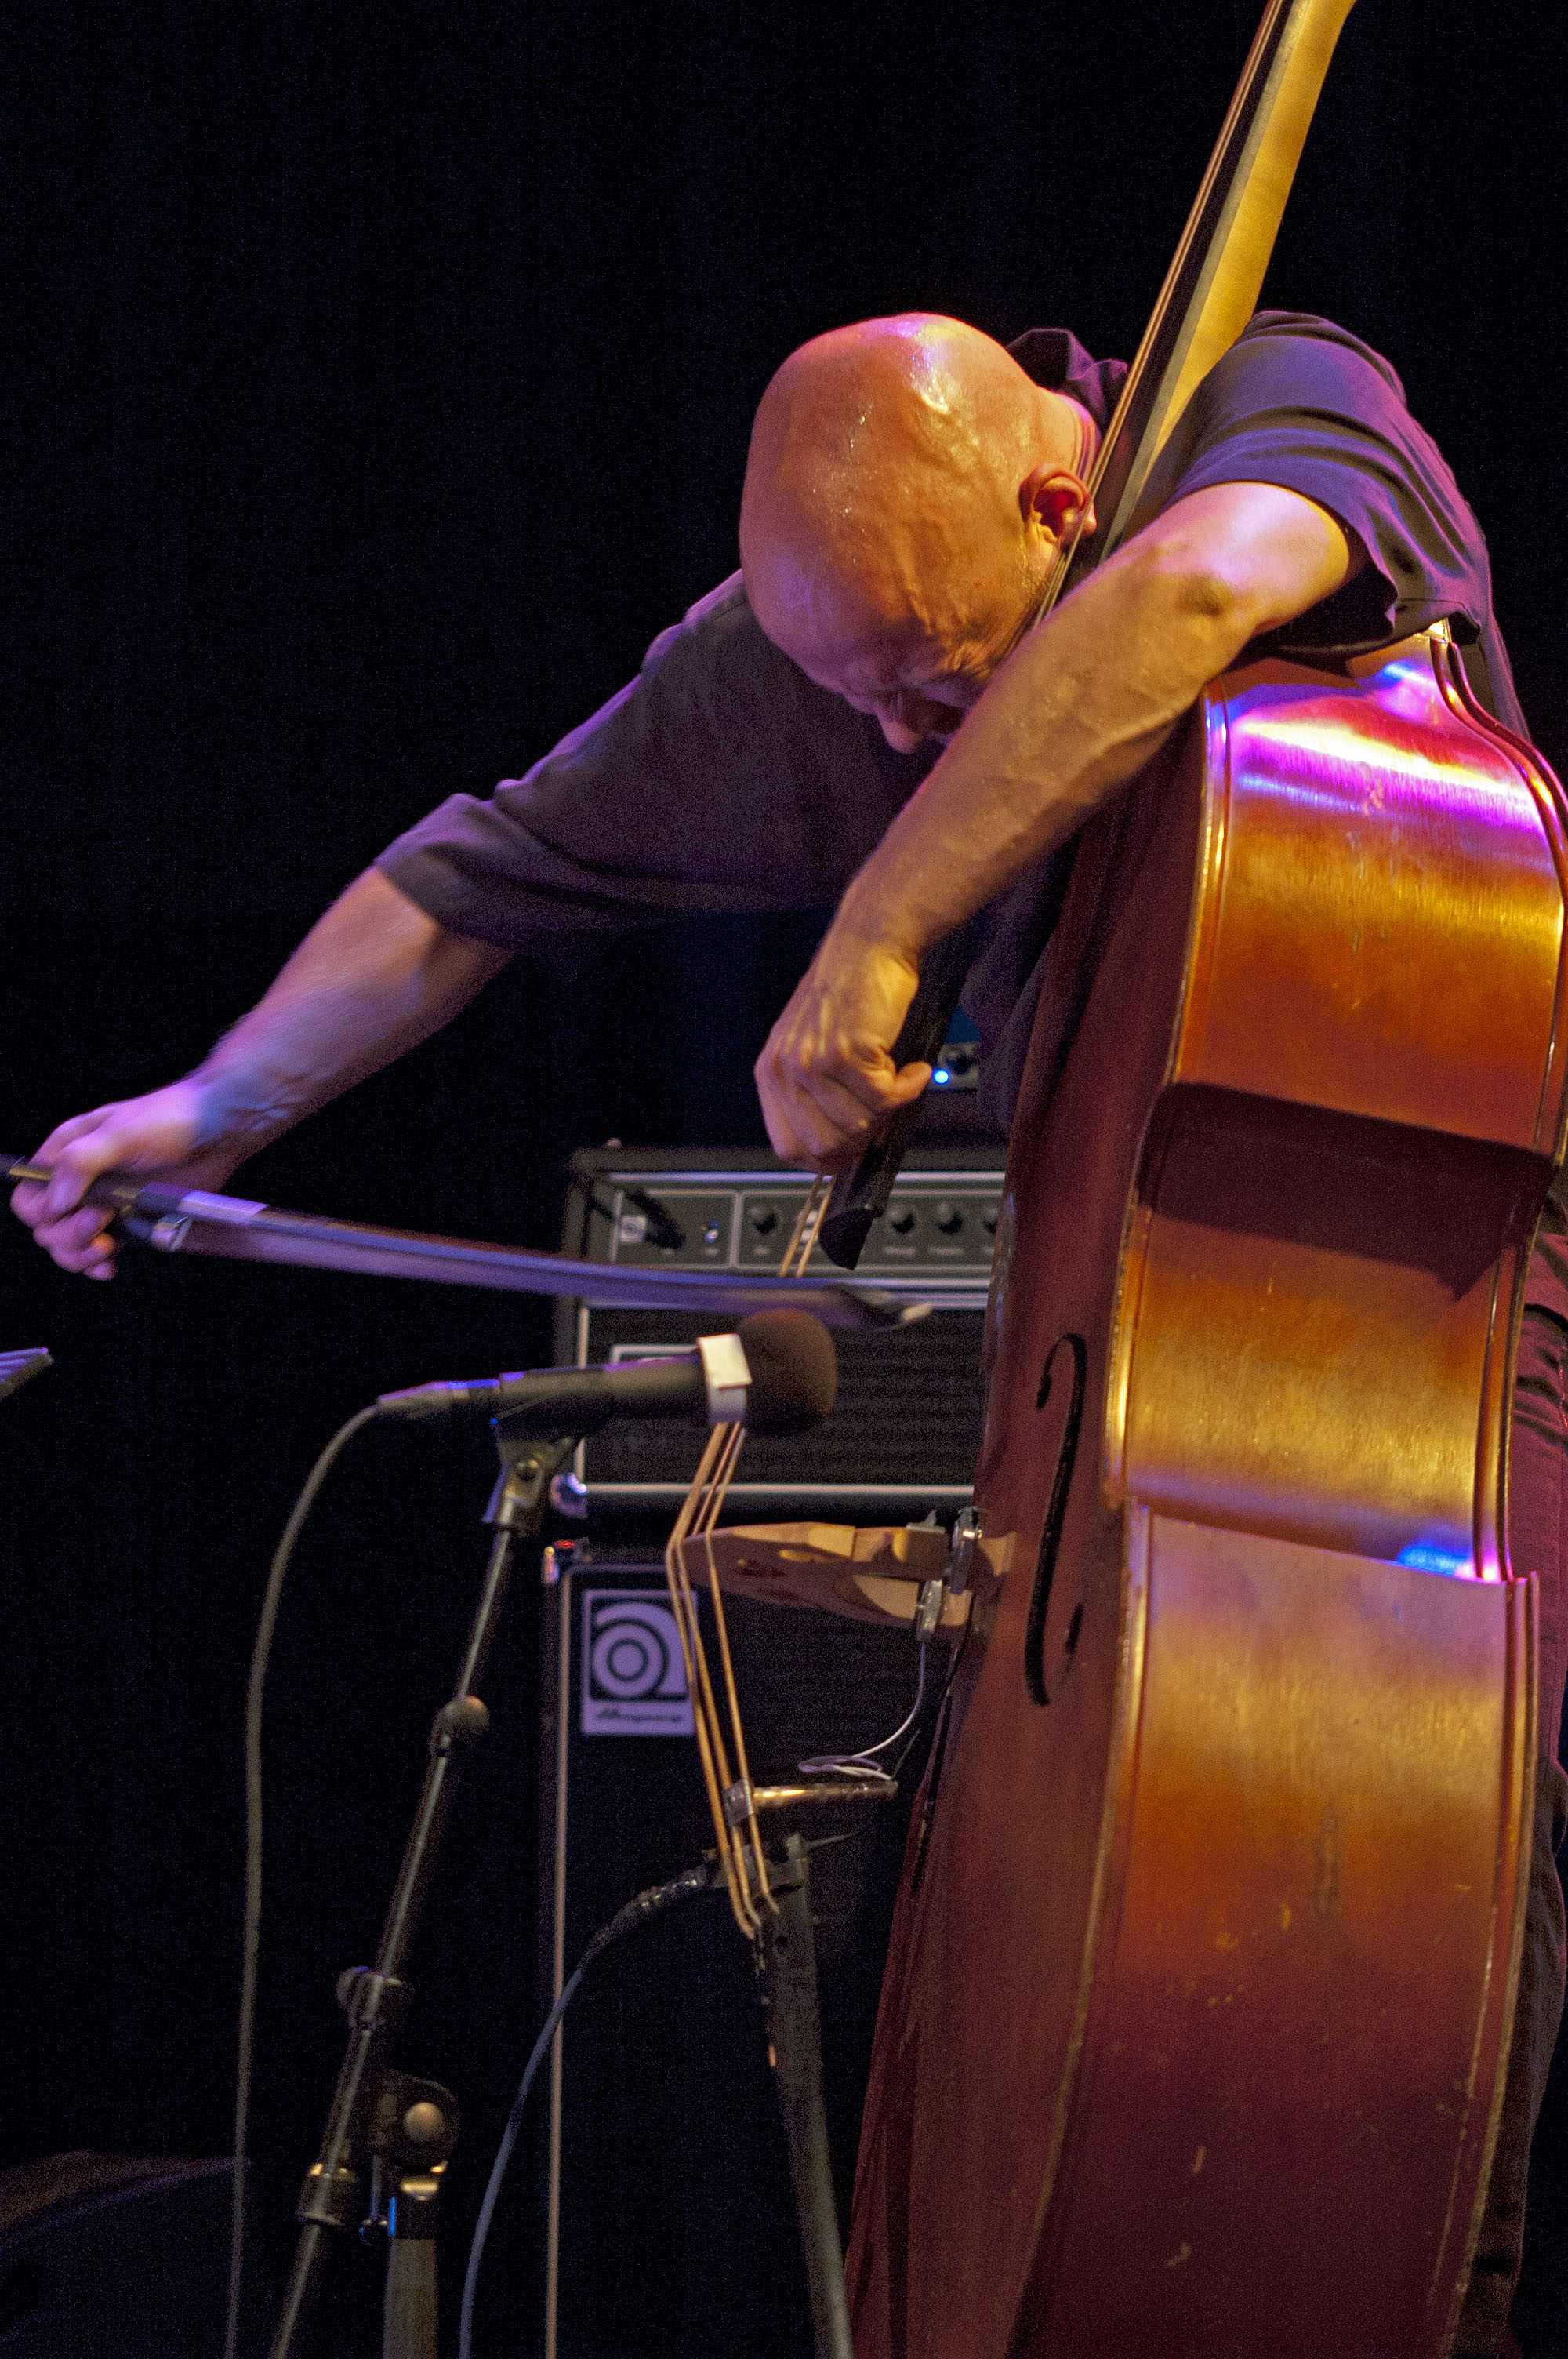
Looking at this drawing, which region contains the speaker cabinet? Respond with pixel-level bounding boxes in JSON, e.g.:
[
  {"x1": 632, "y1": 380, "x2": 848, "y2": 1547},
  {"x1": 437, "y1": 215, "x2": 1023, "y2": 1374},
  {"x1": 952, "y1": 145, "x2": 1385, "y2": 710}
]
[
  {"x1": 556, "y1": 1148, "x2": 1003, "y2": 1520},
  {"x1": 532, "y1": 1552, "x2": 935, "y2": 2359},
  {"x1": 508, "y1": 1147, "x2": 1000, "y2": 2354},
  {"x1": 0, "y1": 2154, "x2": 262, "y2": 2359}
]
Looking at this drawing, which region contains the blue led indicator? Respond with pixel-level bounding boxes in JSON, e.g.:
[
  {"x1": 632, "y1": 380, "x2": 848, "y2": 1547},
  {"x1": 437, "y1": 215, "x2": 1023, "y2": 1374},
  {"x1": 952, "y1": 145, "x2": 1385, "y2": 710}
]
[{"x1": 933, "y1": 1067, "x2": 949, "y2": 1085}]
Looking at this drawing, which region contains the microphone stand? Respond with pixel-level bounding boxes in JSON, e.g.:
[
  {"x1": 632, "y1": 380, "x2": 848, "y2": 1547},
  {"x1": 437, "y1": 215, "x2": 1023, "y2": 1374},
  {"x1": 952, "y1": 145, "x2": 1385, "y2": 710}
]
[
  {"x1": 754, "y1": 1834, "x2": 855, "y2": 2359},
  {"x1": 268, "y1": 1418, "x2": 578, "y2": 2359}
]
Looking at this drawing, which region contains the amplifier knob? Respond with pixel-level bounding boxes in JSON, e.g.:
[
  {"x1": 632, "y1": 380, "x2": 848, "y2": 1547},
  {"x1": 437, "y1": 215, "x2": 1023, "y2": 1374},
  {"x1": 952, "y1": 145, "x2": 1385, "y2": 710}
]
[
  {"x1": 888, "y1": 1206, "x2": 917, "y2": 1237},
  {"x1": 934, "y1": 1201, "x2": 964, "y2": 1235},
  {"x1": 749, "y1": 1205, "x2": 779, "y2": 1236}
]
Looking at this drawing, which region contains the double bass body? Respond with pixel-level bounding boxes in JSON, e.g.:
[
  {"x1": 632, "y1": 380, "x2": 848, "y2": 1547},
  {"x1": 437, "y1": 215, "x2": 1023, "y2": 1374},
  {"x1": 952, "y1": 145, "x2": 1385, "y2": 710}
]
[{"x1": 846, "y1": 638, "x2": 1568, "y2": 2357}]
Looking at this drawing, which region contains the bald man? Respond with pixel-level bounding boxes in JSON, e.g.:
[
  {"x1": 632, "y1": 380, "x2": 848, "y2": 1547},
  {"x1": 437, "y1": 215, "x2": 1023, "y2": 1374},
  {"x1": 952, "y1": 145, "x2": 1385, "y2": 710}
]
[
  {"x1": 15, "y1": 311, "x2": 1519, "y2": 1252},
  {"x1": 742, "y1": 315, "x2": 1360, "y2": 1168},
  {"x1": 12, "y1": 311, "x2": 1559, "y2": 2351}
]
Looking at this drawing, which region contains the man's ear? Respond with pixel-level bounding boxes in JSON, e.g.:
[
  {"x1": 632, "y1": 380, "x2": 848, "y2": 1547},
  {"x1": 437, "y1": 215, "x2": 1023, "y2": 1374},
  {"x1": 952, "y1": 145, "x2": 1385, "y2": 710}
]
[{"x1": 1020, "y1": 462, "x2": 1096, "y2": 546}]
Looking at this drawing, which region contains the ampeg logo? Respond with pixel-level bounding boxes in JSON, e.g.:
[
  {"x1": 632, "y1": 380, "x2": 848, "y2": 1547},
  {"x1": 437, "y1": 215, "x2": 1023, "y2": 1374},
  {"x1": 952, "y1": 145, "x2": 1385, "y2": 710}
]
[{"x1": 581, "y1": 1589, "x2": 693, "y2": 1736}]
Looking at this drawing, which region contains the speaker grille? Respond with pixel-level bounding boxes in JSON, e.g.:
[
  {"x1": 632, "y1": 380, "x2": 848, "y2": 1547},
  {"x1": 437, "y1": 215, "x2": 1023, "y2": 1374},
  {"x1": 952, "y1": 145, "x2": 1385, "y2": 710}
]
[{"x1": 577, "y1": 1305, "x2": 986, "y2": 1496}]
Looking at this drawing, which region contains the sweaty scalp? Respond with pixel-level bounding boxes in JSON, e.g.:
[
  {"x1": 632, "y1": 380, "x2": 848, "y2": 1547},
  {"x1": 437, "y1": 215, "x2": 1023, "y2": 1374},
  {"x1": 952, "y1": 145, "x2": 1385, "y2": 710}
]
[{"x1": 739, "y1": 314, "x2": 1054, "y2": 646}]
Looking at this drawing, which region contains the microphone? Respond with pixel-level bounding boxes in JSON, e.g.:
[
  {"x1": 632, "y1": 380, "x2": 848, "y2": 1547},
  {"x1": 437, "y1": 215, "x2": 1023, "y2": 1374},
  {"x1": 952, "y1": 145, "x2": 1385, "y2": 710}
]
[{"x1": 376, "y1": 1308, "x2": 837, "y2": 1438}]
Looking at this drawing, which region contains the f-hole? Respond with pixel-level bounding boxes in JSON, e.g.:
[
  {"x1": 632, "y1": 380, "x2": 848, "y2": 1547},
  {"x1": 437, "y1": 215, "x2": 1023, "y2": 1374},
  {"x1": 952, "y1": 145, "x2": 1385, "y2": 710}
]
[{"x1": 1025, "y1": 1334, "x2": 1087, "y2": 1706}]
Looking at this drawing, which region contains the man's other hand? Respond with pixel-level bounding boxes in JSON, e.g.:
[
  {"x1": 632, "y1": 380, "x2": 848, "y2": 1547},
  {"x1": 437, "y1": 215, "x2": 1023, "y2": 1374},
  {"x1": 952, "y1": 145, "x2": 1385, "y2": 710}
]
[
  {"x1": 12, "y1": 1082, "x2": 242, "y2": 1278},
  {"x1": 13, "y1": 868, "x2": 516, "y2": 1278},
  {"x1": 754, "y1": 932, "x2": 932, "y2": 1169}
]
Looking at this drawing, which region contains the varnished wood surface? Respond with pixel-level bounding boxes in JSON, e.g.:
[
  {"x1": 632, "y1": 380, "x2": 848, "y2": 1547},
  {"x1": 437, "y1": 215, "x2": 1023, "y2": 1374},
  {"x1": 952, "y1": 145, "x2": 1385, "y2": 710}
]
[
  {"x1": 1017, "y1": 1514, "x2": 1533, "y2": 2359},
  {"x1": 1174, "y1": 645, "x2": 1563, "y2": 1146},
  {"x1": 846, "y1": 638, "x2": 1563, "y2": 2357}
]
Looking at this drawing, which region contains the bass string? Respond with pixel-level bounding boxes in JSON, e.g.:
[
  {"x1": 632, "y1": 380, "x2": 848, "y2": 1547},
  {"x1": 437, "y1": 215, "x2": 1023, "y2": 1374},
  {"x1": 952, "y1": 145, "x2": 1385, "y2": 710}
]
[
  {"x1": 779, "y1": 1173, "x2": 829, "y2": 1278},
  {"x1": 663, "y1": 1422, "x2": 775, "y2": 1937},
  {"x1": 659, "y1": 1170, "x2": 832, "y2": 1938},
  {"x1": 662, "y1": 1428, "x2": 760, "y2": 1937},
  {"x1": 695, "y1": 1426, "x2": 775, "y2": 1917}
]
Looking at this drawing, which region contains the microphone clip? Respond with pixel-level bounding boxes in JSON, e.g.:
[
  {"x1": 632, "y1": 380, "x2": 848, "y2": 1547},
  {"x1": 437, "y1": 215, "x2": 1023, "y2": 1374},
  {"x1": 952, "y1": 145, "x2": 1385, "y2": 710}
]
[
  {"x1": 485, "y1": 1430, "x2": 579, "y2": 1538},
  {"x1": 695, "y1": 1332, "x2": 751, "y2": 1424}
]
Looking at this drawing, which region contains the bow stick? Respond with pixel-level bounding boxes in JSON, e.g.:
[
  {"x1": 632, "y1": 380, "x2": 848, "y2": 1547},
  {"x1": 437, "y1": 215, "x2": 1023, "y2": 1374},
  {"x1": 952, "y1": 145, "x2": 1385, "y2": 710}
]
[{"x1": 5, "y1": 1157, "x2": 921, "y2": 1330}]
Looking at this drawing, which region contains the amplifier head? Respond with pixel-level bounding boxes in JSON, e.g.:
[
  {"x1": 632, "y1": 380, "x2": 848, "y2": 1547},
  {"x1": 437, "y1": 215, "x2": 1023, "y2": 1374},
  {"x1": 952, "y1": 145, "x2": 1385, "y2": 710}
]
[{"x1": 555, "y1": 1150, "x2": 1004, "y2": 1518}]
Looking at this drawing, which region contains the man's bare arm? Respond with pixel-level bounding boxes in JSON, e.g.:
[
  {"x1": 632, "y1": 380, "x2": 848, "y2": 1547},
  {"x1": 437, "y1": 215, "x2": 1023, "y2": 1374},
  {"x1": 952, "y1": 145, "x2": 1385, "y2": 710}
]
[
  {"x1": 14, "y1": 868, "x2": 511, "y2": 1274},
  {"x1": 755, "y1": 481, "x2": 1360, "y2": 1165}
]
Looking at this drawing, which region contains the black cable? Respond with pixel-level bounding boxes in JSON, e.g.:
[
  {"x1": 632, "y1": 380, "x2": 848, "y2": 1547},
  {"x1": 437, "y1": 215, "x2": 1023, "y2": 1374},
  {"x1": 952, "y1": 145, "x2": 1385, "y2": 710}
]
[
  {"x1": 560, "y1": 1165, "x2": 684, "y2": 1252},
  {"x1": 223, "y1": 1401, "x2": 385, "y2": 2359},
  {"x1": 458, "y1": 1859, "x2": 722, "y2": 2359}
]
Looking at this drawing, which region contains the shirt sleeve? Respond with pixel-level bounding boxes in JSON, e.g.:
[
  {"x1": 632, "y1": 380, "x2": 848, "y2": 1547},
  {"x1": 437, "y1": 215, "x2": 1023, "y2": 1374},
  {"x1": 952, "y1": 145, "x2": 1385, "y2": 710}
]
[
  {"x1": 1140, "y1": 311, "x2": 1513, "y2": 686},
  {"x1": 375, "y1": 571, "x2": 931, "y2": 954}
]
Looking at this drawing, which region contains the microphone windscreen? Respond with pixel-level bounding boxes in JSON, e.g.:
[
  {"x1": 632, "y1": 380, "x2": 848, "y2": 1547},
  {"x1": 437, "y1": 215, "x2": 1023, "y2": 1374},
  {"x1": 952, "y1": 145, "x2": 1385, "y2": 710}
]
[{"x1": 735, "y1": 1309, "x2": 837, "y2": 1437}]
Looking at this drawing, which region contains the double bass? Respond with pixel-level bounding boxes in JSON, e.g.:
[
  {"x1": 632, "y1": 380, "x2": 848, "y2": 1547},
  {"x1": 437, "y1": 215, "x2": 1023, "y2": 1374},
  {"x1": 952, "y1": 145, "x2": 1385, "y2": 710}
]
[{"x1": 833, "y1": 5, "x2": 1568, "y2": 2353}]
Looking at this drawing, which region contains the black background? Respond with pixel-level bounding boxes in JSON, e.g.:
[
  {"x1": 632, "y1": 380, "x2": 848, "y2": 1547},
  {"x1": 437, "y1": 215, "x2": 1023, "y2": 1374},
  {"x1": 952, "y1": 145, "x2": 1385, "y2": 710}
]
[{"x1": 5, "y1": 3, "x2": 1567, "y2": 2352}]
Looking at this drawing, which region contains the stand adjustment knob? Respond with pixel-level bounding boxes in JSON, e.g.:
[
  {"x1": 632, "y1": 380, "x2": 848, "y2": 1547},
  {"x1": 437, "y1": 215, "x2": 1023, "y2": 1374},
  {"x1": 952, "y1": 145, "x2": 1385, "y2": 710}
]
[
  {"x1": 296, "y1": 2161, "x2": 360, "y2": 2232},
  {"x1": 429, "y1": 1695, "x2": 489, "y2": 1757},
  {"x1": 336, "y1": 1968, "x2": 412, "y2": 2033}
]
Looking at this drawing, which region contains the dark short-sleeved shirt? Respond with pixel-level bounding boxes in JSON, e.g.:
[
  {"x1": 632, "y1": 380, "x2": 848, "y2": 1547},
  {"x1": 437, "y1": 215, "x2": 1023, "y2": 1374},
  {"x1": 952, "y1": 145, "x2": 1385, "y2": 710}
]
[{"x1": 377, "y1": 311, "x2": 1526, "y2": 1132}]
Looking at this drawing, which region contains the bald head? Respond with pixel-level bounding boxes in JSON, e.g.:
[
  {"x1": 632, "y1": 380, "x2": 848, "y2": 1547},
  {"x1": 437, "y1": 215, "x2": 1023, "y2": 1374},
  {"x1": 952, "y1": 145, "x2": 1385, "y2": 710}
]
[{"x1": 740, "y1": 315, "x2": 1094, "y2": 750}]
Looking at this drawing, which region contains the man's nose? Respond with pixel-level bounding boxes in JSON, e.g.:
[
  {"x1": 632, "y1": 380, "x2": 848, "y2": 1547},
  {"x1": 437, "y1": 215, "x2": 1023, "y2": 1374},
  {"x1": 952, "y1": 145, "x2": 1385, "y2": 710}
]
[{"x1": 877, "y1": 710, "x2": 928, "y2": 754}]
